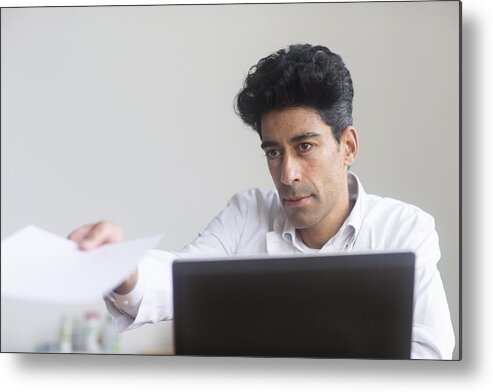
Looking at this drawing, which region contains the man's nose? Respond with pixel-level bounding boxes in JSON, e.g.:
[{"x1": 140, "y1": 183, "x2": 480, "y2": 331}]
[{"x1": 280, "y1": 154, "x2": 302, "y2": 185}]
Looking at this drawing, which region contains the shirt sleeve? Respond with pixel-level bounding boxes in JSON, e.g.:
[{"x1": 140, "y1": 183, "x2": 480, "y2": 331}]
[
  {"x1": 104, "y1": 264, "x2": 145, "y2": 322},
  {"x1": 179, "y1": 192, "x2": 247, "y2": 257},
  {"x1": 104, "y1": 250, "x2": 175, "y2": 332},
  {"x1": 104, "y1": 193, "x2": 249, "y2": 332},
  {"x1": 396, "y1": 208, "x2": 456, "y2": 359}
]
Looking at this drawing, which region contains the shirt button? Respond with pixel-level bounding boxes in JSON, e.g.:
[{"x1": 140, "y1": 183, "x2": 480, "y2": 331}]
[{"x1": 122, "y1": 300, "x2": 129, "y2": 306}]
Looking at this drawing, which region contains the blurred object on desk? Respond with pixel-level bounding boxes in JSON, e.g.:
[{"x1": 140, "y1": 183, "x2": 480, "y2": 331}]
[{"x1": 35, "y1": 310, "x2": 121, "y2": 354}]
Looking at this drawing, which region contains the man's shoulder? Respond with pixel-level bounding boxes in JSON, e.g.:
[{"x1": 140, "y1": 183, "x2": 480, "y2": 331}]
[
  {"x1": 357, "y1": 192, "x2": 441, "y2": 266},
  {"x1": 228, "y1": 188, "x2": 280, "y2": 208},
  {"x1": 368, "y1": 194, "x2": 433, "y2": 219},
  {"x1": 362, "y1": 192, "x2": 436, "y2": 236},
  {"x1": 224, "y1": 188, "x2": 283, "y2": 226},
  {"x1": 223, "y1": 188, "x2": 282, "y2": 234},
  {"x1": 352, "y1": 173, "x2": 435, "y2": 226}
]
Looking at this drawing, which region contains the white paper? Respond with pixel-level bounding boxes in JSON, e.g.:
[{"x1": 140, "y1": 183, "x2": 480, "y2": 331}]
[{"x1": 1, "y1": 225, "x2": 162, "y2": 304}]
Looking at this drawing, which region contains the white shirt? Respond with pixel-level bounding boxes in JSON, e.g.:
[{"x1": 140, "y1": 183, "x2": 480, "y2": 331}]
[{"x1": 104, "y1": 173, "x2": 455, "y2": 359}]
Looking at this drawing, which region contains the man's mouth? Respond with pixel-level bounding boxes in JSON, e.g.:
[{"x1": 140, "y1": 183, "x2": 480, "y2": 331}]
[{"x1": 283, "y1": 195, "x2": 312, "y2": 208}]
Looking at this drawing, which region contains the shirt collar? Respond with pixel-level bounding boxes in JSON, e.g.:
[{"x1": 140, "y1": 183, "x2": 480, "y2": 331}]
[{"x1": 273, "y1": 172, "x2": 366, "y2": 252}]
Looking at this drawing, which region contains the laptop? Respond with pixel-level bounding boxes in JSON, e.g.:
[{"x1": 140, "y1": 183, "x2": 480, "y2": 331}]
[{"x1": 172, "y1": 252, "x2": 415, "y2": 359}]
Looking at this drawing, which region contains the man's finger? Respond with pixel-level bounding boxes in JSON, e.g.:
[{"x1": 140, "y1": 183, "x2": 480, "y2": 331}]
[
  {"x1": 67, "y1": 224, "x2": 92, "y2": 244},
  {"x1": 79, "y1": 221, "x2": 124, "y2": 250}
]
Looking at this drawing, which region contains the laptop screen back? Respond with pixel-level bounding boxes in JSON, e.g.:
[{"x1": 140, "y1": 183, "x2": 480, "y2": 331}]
[{"x1": 173, "y1": 252, "x2": 415, "y2": 358}]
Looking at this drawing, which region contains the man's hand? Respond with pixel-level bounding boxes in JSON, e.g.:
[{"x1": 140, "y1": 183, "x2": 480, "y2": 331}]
[
  {"x1": 68, "y1": 220, "x2": 124, "y2": 250},
  {"x1": 68, "y1": 221, "x2": 138, "y2": 295}
]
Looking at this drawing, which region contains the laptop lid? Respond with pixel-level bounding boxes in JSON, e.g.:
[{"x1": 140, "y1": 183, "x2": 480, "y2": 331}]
[{"x1": 172, "y1": 252, "x2": 415, "y2": 359}]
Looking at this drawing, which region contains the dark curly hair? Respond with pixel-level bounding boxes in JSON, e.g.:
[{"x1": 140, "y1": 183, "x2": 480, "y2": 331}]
[{"x1": 235, "y1": 44, "x2": 354, "y2": 143}]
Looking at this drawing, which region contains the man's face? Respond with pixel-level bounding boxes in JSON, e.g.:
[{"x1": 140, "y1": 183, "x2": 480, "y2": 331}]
[{"x1": 260, "y1": 107, "x2": 357, "y2": 242}]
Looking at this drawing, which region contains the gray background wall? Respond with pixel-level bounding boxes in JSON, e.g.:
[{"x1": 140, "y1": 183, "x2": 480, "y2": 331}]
[{"x1": 1, "y1": 2, "x2": 460, "y2": 358}]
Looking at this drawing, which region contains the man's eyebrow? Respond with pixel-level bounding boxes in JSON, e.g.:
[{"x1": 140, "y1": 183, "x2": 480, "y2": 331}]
[
  {"x1": 290, "y1": 132, "x2": 322, "y2": 143},
  {"x1": 260, "y1": 140, "x2": 279, "y2": 150},
  {"x1": 260, "y1": 132, "x2": 322, "y2": 150}
]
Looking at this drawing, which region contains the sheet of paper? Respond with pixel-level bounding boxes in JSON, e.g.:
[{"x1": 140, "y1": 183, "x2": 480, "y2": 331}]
[{"x1": 1, "y1": 225, "x2": 162, "y2": 304}]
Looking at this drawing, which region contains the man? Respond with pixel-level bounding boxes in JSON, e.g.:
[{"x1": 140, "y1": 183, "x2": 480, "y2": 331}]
[{"x1": 69, "y1": 44, "x2": 455, "y2": 359}]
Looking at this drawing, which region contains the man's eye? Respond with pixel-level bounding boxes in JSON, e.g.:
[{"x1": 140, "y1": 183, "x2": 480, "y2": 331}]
[
  {"x1": 265, "y1": 150, "x2": 280, "y2": 160},
  {"x1": 299, "y1": 143, "x2": 313, "y2": 152}
]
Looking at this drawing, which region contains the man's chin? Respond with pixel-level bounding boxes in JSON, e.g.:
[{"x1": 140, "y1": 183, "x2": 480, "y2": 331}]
[{"x1": 285, "y1": 211, "x2": 316, "y2": 230}]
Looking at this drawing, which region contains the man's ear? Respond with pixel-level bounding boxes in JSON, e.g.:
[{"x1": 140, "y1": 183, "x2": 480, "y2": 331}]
[{"x1": 341, "y1": 126, "x2": 359, "y2": 166}]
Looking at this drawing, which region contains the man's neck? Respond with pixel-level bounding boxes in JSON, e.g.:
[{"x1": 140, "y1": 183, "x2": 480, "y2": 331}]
[{"x1": 297, "y1": 188, "x2": 354, "y2": 250}]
